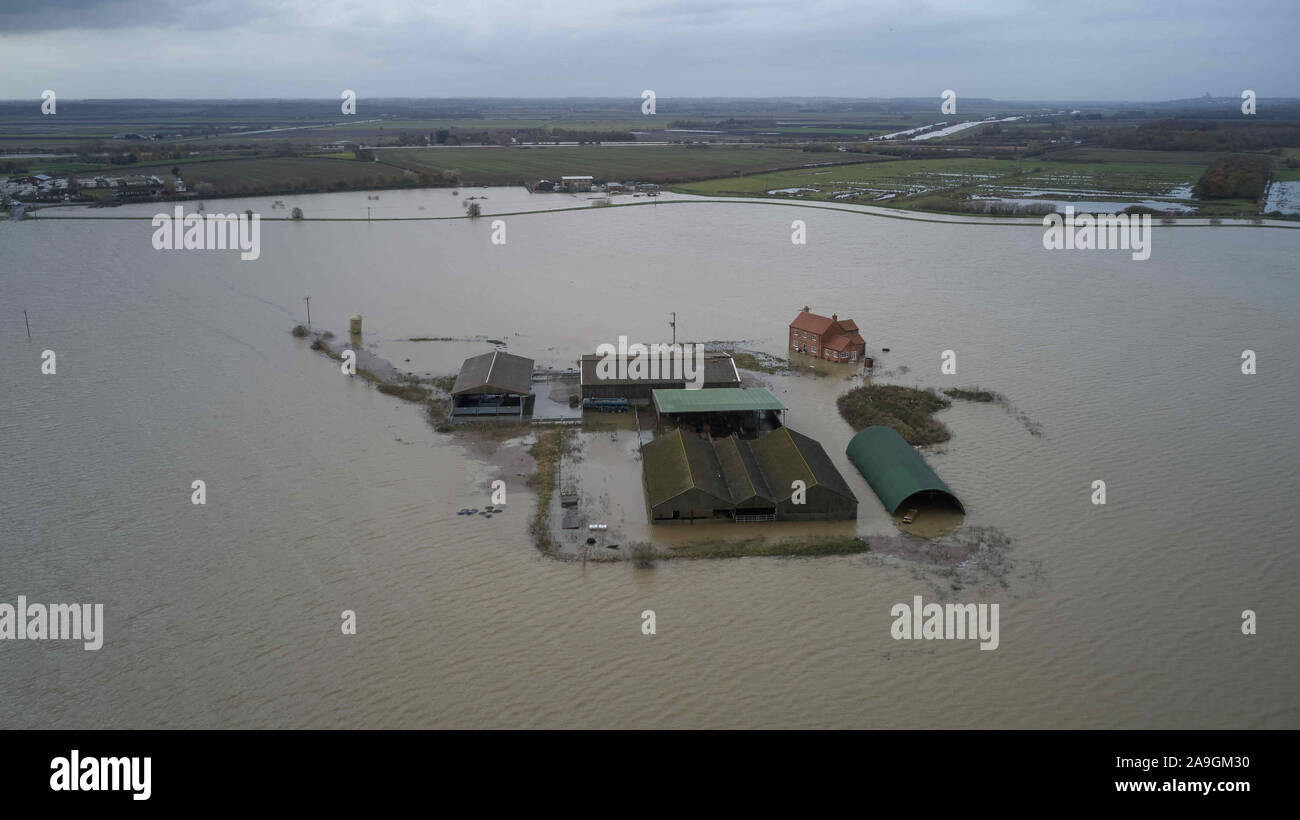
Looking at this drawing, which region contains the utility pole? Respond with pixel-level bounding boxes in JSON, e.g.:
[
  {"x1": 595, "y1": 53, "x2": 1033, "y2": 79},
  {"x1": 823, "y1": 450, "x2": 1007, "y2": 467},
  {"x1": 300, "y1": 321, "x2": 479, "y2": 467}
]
[
  {"x1": 24, "y1": 310, "x2": 31, "y2": 340},
  {"x1": 670, "y1": 312, "x2": 676, "y2": 345},
  {"x1": 304, "y1": 296, "x2": 311, "y2": 328},
  {"x1": 367, "y1": 206, "x2": 371, "y2": 222}
]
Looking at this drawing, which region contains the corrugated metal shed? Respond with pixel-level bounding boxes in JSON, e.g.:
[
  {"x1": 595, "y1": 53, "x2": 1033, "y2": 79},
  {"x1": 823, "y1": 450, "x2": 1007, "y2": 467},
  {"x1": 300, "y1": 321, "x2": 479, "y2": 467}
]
[
  {"x1": 652, "y1": 387, "x2": 786, "y2": 415},
  {"x1": 451, "y1": 351, "x2": 534, "y2": 396},
  {"x1": 844, "y1": 426, "x2": 965, "y2": 514}
]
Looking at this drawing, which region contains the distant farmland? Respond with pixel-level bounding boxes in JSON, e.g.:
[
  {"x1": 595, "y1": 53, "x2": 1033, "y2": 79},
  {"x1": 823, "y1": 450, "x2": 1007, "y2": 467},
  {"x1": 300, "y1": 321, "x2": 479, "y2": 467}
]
[
  {"x1": 178, "y1": 157, "x2": 414, "y2": 194},
  {"x1": 373, "y1": 145, "x2": 881, "y2": 184},
  {"x1": 674, "y1": 155, "x2": 1221, "y2": 213}
]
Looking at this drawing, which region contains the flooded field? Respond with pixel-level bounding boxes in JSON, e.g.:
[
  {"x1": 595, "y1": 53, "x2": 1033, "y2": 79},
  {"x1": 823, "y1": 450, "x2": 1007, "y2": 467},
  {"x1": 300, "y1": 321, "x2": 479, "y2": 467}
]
[{"x1": 2, "y1": 187, "x2": 1298, "y2": 728}]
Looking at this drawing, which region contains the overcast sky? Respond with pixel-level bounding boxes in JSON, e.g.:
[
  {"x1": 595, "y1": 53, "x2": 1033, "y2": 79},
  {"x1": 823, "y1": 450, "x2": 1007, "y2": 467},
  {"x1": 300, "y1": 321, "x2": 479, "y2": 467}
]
[{"x1": 1, "y1": 0, "x2": 1296, "y2": 101}]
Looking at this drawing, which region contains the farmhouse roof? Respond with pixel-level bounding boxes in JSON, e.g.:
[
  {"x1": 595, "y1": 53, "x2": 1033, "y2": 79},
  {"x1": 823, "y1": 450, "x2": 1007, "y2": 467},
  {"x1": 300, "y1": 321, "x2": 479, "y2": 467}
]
[
  {"x1": 790, "y1": 309, "x2": 836, "y2": 335},
  {"x1": 823, "y1": 333, "x2": 865, "y2": 351}
]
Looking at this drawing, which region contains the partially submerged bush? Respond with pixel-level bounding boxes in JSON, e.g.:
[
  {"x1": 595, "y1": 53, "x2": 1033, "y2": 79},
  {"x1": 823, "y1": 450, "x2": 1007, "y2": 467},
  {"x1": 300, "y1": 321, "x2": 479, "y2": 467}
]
[
  {"x1": 291, "y1": 324, "x2": 309, "y2": 337},
  {"x1": 943, "y1": 387, "x2": 1001, "y2": 403},
  {"x1": 836, "y1": 384, "x2": 952, "y2": 445},
  {"x1": 628, "y1": 542, "x2": 657, "y2": 569}
]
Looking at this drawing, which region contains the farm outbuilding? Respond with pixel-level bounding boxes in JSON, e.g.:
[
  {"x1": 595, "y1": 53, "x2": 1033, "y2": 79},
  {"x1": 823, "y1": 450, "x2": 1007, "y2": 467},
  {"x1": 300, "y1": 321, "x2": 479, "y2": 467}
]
[
  {"x1": 561, "y1": 175, "x2": 594, "y2": 192},
  {"x1": 651, "y1": 386, "x2": 786, "y2": 437},
  {"x1": 641, "y1": 427, "x2": 857, "y2": 523},
  {"x1": 450, "y1": 350, "x2": 535, "y2": 418},
  {"x1": 641, "y1": 428, "x2": 736, "y2": 522},
  {"x1": 844, "y1": 426, "x2": 965, "y2": 515},
  {"x1": 579, "y1": 352, "x2": 740, "y2": 405},
  {"x1": 746, "y1": 427, "x2": 858, "y2": 521}
]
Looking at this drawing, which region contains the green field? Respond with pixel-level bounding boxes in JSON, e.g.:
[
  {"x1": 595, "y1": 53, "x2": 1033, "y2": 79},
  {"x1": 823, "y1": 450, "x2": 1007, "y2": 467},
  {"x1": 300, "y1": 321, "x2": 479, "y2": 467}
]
[
  {"x1": 1046, "y1": 147, "x2": 1243, "y2": 166},
  {"x1": 674, "y1": 155, "x2": 1209, "y2": 212},
  {"x1": 373, "y1": 145, "x2": 878, "y2": 184}
]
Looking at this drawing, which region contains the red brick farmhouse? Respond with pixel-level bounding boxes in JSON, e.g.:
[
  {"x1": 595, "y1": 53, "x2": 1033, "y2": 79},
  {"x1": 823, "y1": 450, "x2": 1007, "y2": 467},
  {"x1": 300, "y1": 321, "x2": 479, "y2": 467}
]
[{"x1": 788, "y1": 306, "x2": 866, "y2": 363}]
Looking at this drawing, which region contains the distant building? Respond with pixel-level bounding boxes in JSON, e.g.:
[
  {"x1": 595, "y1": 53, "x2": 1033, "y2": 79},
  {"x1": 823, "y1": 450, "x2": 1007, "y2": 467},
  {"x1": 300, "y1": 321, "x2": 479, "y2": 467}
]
[
  {"x1": 789, "y1": 306, "x2": 866, "y2": 363},
  {"x1": 561, "y1": 175, "x2": 593, "y2": 192},
  {"x1": 120, "y1": 175, "x2": 163, "y2": 189},
  {"x1": 642, "y1": 426, "x2": 857, "y2": 523}
]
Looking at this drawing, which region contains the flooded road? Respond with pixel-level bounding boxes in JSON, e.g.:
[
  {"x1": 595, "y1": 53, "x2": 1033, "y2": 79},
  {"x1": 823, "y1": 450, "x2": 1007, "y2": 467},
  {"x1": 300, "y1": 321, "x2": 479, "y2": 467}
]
[{"x1": 2, "y1": 188, "x2": 1297, "y2": 728}]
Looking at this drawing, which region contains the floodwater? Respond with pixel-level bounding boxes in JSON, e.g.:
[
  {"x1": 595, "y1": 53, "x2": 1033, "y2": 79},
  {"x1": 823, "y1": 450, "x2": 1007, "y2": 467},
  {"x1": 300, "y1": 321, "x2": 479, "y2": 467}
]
[{"x1": 2, "y1": 187, "x2": 1298, "y2": 728}]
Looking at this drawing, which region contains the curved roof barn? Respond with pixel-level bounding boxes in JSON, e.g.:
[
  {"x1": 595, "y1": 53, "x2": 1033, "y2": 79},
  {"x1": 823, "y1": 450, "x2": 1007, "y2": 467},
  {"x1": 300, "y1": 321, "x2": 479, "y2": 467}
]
[{"x1": 845, "y1": 426, "x2": 965, "y2": 514}]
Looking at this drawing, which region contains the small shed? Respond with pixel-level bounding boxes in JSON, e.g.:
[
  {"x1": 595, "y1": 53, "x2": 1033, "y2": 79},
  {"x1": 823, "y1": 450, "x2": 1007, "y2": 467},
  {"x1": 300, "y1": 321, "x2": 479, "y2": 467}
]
[
  {"x1": 844, "y1": 426, "x2": 965, "y2": 515},
  {"x1": 561, "y1": 175, "x2": 594, "y2": 192}
]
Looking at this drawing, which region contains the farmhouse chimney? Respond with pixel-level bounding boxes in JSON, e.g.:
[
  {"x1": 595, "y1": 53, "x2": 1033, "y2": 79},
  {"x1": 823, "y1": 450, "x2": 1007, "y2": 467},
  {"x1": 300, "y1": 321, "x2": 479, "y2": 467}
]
[{"x1": 802, "y1": 305, "x2": 809, "y2": 312}]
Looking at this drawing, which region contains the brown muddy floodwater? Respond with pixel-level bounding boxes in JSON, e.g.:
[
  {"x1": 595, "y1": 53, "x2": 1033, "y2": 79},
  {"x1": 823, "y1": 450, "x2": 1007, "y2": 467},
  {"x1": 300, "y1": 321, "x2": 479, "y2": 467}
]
[{"x1": 1, "y1": 189, "x2": 1297, "y2": 728}]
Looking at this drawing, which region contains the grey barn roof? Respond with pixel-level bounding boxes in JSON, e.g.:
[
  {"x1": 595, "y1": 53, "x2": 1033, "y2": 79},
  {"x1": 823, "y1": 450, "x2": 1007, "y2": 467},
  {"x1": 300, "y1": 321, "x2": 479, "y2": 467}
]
[
  {"x1": 579, "y1": 352, "x2": 740, "y2": 386},
  {"x1": 451, "y1": 351, "x2": 535, "y2": 396}
]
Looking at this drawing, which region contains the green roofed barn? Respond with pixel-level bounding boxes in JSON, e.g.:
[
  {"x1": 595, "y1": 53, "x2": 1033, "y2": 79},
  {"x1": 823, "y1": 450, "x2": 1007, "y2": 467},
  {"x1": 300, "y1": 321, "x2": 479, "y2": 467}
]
[
  {"x1": 652, "y1": 386, "x2": 786, "y2": 438},
  {"x1": 651, "y1": 387, "x2": 785, "y2": 415},
  {"x1": 844, "y1": 426, "x2": 965, "y2": 515}
]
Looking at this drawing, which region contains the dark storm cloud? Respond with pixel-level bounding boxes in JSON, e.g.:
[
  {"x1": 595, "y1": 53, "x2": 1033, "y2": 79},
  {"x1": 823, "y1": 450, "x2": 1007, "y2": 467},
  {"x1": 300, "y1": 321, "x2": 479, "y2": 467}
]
[{"x1": 0, "y1": 0, "x2": 281, "y2": 33}]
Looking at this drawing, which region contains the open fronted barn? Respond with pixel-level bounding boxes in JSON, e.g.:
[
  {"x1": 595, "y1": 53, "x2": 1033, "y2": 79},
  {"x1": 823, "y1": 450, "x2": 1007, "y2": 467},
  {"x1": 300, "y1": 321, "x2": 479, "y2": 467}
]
[
  {"x1": 450, "y1": 350, "x2": 535, "y2": 419},
  {"x1": 652, "y1": 386, "x2": 786, "y2": 437}
]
